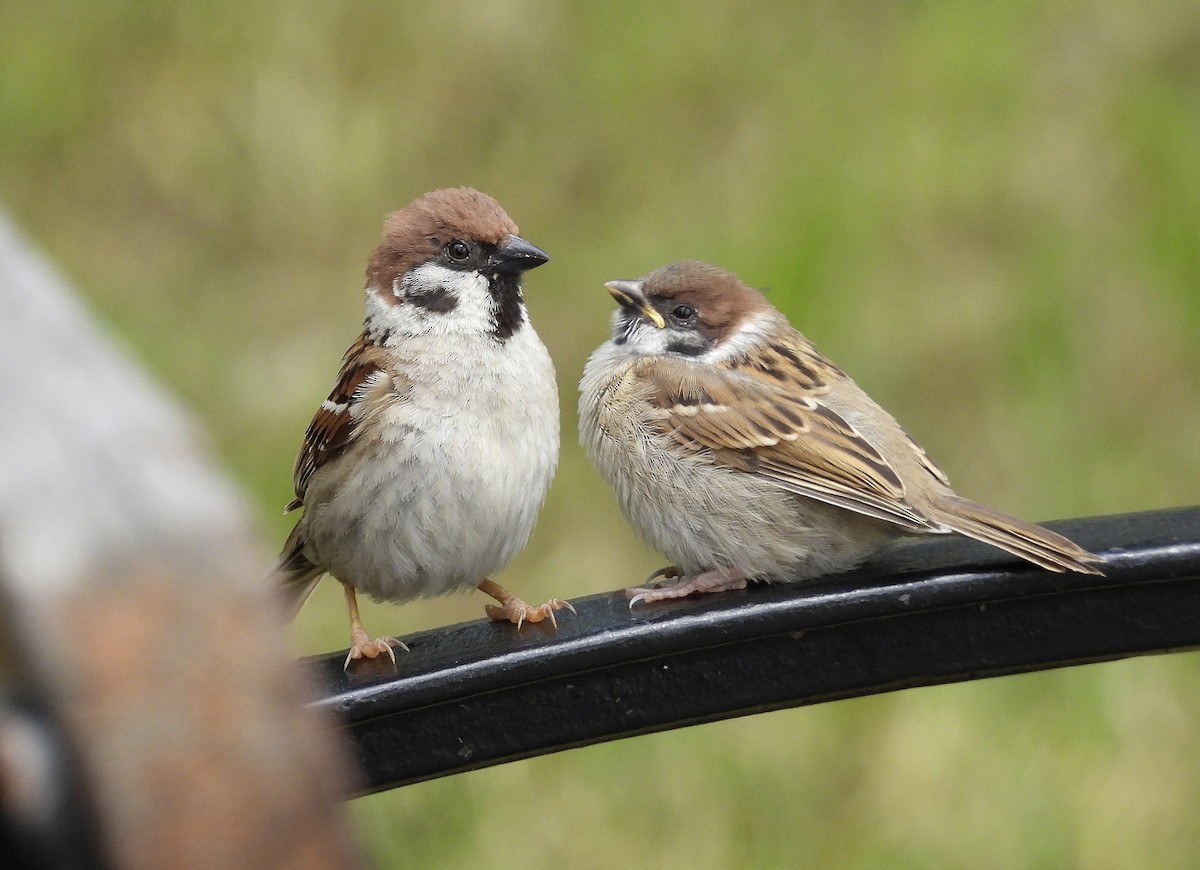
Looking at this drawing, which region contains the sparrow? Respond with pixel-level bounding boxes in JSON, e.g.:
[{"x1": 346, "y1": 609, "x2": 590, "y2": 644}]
[
  {"x1": 579, "y1": 260, "x2": 1104, "y2": 606},
  {"x1": 274, "y1": 188, "x2": 570, "y2": 667}
]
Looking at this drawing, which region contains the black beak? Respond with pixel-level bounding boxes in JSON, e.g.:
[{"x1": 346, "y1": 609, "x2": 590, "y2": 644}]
[{"x1": 491, "y1": 235, "x2": 550, "y2": 274}]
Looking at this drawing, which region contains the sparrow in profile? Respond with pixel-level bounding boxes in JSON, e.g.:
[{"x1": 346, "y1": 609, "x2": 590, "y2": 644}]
[
  {"x1": 579, "y1": 260, "x2": 1103, "y2": 606},
  {"x1": 274, "y1": 188, "x2": 569, "y2": 667}
]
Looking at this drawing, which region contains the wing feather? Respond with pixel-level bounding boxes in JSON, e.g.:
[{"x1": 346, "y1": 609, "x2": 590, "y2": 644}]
[
  {"x1": 288, "y1": 336, "x2": 398, "y2": 509},
  {"x1": 637, "y1": 352, "x2": 944, "y2": 533}
]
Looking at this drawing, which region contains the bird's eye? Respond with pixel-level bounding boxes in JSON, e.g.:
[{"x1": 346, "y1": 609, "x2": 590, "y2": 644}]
[
  {"x1": 446, "y1": 240, "x2": 471, "y2": 262},
  {"x1": 671, "y1": 304, "x2": 696, "y2": 322}
]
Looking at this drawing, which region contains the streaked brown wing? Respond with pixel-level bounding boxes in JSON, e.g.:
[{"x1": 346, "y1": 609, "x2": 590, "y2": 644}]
[
  {"x1": 288, "y1": 336, "x2": 392, "y2": 510},
  {"x1": 908, "y1": 437, "x2": 951, "y2": 487},
  {"x1": 637, "y1": 354, "x2": 943, "y2": 532}
]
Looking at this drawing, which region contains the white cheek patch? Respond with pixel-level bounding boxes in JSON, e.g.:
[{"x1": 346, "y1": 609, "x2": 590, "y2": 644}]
[
  {"x1": 616, "y1": 310, "x2": 780, "y2": 362},
  {"x1": 700, "y1": 310, "x2": 776, "y2": 364},
  {"x1": 365, "y1": 263, "x2": 499, "y2": 342},
  {"x1": 620, "y1": 320, "x2": 674, "y2": 357}
]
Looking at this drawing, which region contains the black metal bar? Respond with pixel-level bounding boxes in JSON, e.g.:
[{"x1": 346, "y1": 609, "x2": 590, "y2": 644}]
[{"x1": 307, "y1": 506, "x2": 1200, "y2": 795}]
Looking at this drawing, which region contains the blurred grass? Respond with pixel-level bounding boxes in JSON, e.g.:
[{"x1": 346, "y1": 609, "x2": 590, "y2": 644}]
[{"x1": 3, "y1": 1, "x2": 1199, "y2": 867}]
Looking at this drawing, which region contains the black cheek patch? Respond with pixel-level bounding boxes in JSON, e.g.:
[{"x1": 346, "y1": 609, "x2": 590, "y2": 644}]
[
  {"x1": 665, "y1": 336, "x2": 712, "y2": 357},
  {"x1": 409, "y1": 285, "x2": 458, "y2": 313}
]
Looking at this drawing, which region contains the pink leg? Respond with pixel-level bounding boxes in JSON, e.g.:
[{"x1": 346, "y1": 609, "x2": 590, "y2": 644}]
[
  {"x1": 626, "y1": 566, "x2": 748, "y2": 608},
  {"x1": 478, "y1": 578, "x2": 575, "y2": 630},
  {"x1": 341, "y1": 582, "x2": 408, "y2": 671}
]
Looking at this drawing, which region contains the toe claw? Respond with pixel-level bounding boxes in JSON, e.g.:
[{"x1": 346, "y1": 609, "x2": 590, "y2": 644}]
[
  {"x1": 342, "y1": 636, "x2": 409, "y2": 671},
  {"x1": 483, "y1": 595, "x2": 573, "y2": 630},
  {"x1": 541, "y1": 599, "x2": 575, "y2": 629},
  {"x1": 624, "y1": 567, "x2": 747, "y2": 608},
  {"x1": 643, "y1": 565, "x2": 681, "y2": 586}
]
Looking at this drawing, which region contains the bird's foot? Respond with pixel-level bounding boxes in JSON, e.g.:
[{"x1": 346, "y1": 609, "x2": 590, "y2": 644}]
[
  {"x1": 478, "y1": 579, "x2": 575, "y2": 630},
  {"x1": 626, "y1": 566, "x2": 748, "y2": 608},
  {"x1": 343, "y1": 625, "x2": 409, "y2": 671},
  {"x1": 642, "y1": 565, "x2": 682, "y2": 585}
]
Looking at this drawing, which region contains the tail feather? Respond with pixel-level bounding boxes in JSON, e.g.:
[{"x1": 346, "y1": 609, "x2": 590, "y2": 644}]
[
  {"x1": 934, "y1": 495, "x2": 1104, "y2": 575},
  {"x1": 271, "y1": 524, "x2": 326, "y2": 620}
]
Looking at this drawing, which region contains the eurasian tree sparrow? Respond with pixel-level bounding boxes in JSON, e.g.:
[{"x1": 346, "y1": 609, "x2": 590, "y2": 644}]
[
  {"x1": 274, "y1": 188, "x2": 569, "y2": 667},
  {"x1": 579, "y1": 260, "x2": 1103, "y2": 605}
]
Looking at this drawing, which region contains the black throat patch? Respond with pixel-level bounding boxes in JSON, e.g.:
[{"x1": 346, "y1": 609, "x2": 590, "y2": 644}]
[{"x1": 489, "y1": 272, "x2": 526, "y2": 341}]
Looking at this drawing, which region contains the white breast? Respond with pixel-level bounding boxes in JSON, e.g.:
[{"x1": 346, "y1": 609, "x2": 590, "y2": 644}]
[{"x1": 304, "y1": 322, "x2": 559, "y2": 602}]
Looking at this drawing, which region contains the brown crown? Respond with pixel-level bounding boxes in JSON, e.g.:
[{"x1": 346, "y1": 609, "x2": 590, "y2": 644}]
[
  {"x1": 366, "y1": 188, "x2": 520, "y2": 289},
  {"x1": 638, "y1": 260, "x2": 772, "y2": 335}
]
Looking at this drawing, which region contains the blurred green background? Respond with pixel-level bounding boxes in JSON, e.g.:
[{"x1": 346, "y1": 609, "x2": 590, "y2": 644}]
[{"x1": 4, "y1": 2, "x2": 1199, "y2": 866}]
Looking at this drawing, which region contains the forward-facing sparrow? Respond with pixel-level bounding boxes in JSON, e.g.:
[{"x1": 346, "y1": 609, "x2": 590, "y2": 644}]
[
  {"x1": 274, "y1": 188, "x2": 569, "y2": 666},
  {"x1": 579, "y1": 260, "x2": 1103, "y2": 605}
]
